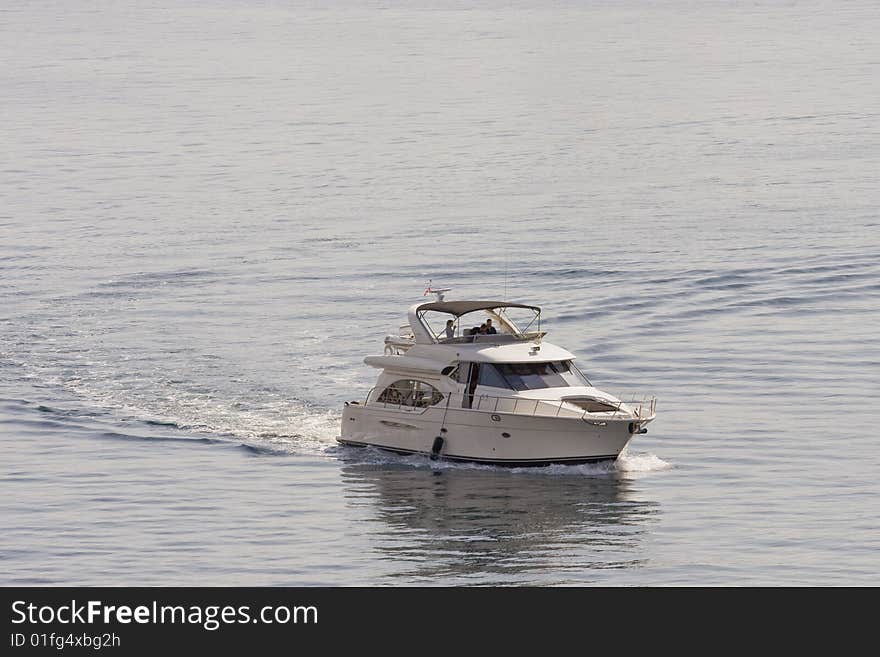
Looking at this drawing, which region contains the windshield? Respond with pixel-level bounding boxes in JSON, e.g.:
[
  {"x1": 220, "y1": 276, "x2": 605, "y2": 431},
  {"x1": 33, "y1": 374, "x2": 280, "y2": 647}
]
[{"x1": 478, "y1": 361, "x2": 591, "y2": 390}]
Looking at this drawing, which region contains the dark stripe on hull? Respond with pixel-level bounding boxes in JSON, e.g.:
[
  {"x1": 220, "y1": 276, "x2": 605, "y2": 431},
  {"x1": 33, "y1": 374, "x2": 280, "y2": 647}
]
[{"x1": 336, "y1": 439, "x2": 619, "y2": 467}]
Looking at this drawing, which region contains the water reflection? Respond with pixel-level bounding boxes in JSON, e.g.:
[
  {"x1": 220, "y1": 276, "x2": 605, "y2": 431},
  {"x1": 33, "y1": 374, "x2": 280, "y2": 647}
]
[{"x1": 339, "y1": 456, "x2": 661, "y2": 585}]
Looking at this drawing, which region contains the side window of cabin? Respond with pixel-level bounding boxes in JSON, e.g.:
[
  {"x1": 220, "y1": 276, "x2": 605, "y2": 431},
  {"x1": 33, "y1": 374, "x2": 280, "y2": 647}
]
[
  {"x1": 495, "y1": 362, "x2": 569, "y2": 390},
  {"x1": 377, "y1": 380, "x2": 411, "y2": 405},
  {"x1": 554, "y1": 360, "x2": 591, "y2": 386},
  {"x1": 477, "y1": 363, "x2": 509, "y2": 389},
  {"x1": 423, "y1": 383, "x2": 445, "y2": 407},
  {"x1": 377, "y1": 380, "x2": 444, "y2": 408}
]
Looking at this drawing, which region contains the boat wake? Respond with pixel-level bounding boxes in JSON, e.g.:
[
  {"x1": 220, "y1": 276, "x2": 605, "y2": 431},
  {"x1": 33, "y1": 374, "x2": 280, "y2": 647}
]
[{"x1": 124, "y1": 399, "x2": 342, "y2": 455}]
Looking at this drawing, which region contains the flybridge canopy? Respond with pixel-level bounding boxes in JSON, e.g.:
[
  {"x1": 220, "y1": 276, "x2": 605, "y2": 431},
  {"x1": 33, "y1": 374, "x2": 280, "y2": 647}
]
[
  {"x1": 415, "y1": 300, "x2": 541, "y2": 316},
  {"x1": 408, "y1": 299, "x2": 543, "y2": 344}
]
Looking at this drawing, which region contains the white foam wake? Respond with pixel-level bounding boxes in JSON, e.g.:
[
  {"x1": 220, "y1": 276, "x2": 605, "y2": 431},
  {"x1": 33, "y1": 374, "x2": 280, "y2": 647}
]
[{"x1": 614, "y1": 447, "x2": 673, "y2": 475}]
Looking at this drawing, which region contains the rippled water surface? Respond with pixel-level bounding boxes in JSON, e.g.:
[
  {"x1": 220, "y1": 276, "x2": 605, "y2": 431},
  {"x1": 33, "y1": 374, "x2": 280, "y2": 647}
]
[{"x1": 2, "y1": 0, "x2": 879, "y2": 585}]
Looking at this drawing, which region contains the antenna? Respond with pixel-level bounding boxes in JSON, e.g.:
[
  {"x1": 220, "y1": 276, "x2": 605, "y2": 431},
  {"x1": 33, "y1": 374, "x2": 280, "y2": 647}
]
[{"x1": 423, "y1": 280, "x2": 451, "y2": 302}]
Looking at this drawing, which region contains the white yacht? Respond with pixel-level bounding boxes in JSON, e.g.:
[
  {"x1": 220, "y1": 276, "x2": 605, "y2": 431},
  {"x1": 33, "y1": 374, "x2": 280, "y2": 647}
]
[{"x1": 339, "y1": 293, "x2": 656, "y2": 466}]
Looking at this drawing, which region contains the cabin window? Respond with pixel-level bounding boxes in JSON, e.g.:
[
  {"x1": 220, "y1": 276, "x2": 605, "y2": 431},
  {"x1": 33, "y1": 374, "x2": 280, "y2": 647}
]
[
  {"x1": 491, "y1": 361, "x2": 591, "y2": 390},
  {"x1": 477, "y1": 362, "x2": 509, "y2": 389},
  {"x1": 376, "y1": 379, "x2": 445, "y2": 408},
  {"x1": 455, "y1": 360, "x2": 591, "y2": 390},
  {"x1": 553, "y1": 360, "x2": 592, "y2": 387}
]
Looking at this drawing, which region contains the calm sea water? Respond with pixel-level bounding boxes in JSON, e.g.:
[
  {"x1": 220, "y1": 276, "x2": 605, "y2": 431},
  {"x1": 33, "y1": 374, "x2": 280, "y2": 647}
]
[{"x1": 2, "y1": 0, "x2": 878, "y2": 585}]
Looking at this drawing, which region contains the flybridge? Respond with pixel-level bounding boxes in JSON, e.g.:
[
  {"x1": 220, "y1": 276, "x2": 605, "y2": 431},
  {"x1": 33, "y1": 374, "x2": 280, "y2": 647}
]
[{"x1": 409, "y1": 300, "x2": 543, "y2": 345}]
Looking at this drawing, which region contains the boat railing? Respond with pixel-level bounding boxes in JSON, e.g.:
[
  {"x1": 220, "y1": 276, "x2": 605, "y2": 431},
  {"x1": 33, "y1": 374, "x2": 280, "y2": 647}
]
[
  {"x1": 436, "y1": 331, "x2": 546, "y2": 345},
  {"x1": 358, "y1": 388, "x2": 657, "y2": 422}
]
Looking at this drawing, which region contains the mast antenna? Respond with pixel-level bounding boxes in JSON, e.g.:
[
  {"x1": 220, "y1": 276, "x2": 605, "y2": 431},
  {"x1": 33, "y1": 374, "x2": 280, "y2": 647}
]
[{"x1": 423, "y1": 279, "x2": 451, "y2": 302}]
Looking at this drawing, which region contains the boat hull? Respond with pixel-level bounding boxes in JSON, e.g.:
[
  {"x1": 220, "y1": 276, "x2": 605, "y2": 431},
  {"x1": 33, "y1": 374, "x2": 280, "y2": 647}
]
[{"x1": 339, "y1": 402, "x2": 637, "y2": 466}]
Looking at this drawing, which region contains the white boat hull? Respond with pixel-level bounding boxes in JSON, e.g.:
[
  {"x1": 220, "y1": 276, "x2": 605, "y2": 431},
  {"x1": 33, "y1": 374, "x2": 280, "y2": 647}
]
[{"x1": 339, "y1": 402, "x2": 640, "y2": 466}]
